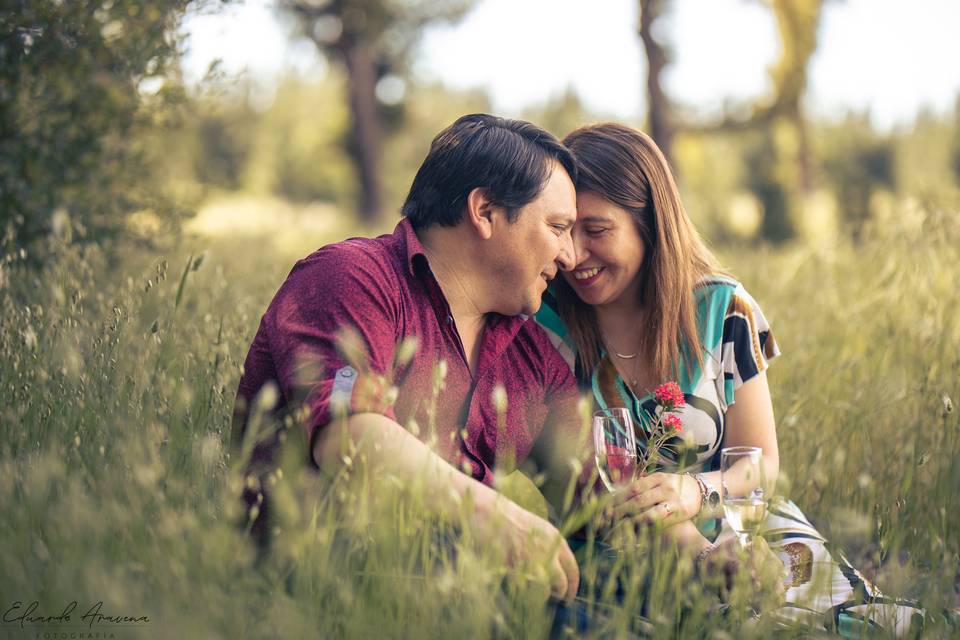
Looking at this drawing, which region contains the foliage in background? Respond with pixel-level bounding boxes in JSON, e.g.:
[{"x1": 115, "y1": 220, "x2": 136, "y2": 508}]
[
  {"x1": 818, "y1": 113, "x2": 894, "y2": 242},
  {"x1": 159, "y1": 74, "x2": 354, "y2": 207},
  {"x1": 0, "y1": 0, "x2": 215, "y2": 254},
  {"x1": 521, "y1": 88, "x2": 598, "y2": 142},
  {"x1": 163, "y1": 75, "x2": 494, "y2": 223}
]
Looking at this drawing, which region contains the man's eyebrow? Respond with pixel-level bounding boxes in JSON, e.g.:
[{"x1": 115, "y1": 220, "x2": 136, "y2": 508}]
[{"x1": 578, "y1": 214, "x2": 611, "y2": 224}]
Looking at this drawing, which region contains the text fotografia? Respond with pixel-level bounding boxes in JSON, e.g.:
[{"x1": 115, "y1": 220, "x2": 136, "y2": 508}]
[{"x1": 3, "y1": 601, "x2": 149, "y2": 629}]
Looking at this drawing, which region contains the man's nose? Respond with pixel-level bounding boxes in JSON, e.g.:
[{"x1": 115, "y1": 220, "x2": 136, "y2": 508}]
[
  {"x1": 556, "y1": 231, "x2": 577, "y2": 272},
  {"x1": 567, "y1": 229, "x2": 590, "y2": 268}
]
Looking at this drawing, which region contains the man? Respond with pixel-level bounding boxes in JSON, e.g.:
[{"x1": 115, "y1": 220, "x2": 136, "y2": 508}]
[{"x1": 233, "y1": 114, "x2": 587, "y2": 601}]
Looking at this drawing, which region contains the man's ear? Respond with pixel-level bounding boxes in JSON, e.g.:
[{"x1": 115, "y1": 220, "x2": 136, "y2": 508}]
[{"x1": 464, "y1": 187, "x2": 502, "y2": 241}]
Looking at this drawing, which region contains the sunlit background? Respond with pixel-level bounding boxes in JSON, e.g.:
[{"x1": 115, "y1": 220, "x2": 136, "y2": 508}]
[
  {"x1": 154, "y1": 0, "x2": 960, "y2": 256},
  {"x1": 181, "y1": 0, "x2": 960, "y2": 128}
]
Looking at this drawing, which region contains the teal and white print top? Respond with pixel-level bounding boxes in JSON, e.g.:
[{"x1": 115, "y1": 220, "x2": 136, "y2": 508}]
[{"x1": 536, "y1": 277, "x2": 781, "y2": 473}]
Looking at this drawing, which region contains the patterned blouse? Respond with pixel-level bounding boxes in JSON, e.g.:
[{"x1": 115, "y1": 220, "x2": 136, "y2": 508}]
[{"x1": 536, "y1": 277, "x2": 781, "y2": 473}]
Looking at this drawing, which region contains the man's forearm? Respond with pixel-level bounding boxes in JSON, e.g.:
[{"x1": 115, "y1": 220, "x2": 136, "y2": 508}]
[
  {"x1": 312, "y1": 411, "x2": 581, "y2": 600},
  {"x1": 312, "y1": 412, "x2": 499, "y2": 522}
]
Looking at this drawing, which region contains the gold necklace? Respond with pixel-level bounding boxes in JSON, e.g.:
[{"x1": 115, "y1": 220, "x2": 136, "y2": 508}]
[
  {"x1": 602, "y1": 332, "x2": 639, "y2": 359},
  {"x1": 605, "y1": 336, "x2": 643, "y2": 391}
]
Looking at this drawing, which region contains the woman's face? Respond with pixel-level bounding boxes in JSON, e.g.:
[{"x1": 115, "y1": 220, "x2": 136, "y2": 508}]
[{"x1": 562, "y1": 191, "x2": 646, "y2": 308}]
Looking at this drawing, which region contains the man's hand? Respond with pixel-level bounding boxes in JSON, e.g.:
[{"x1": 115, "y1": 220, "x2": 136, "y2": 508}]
[
  {"x1": 698, "y1": 537, "x2": 786, "y2": 610},
  {"x1": 473, "y1": 492, "x2": 580, "y2": 602},
  {"x1": 314, "y1": 414, "x2": 580, "y2": 602}
]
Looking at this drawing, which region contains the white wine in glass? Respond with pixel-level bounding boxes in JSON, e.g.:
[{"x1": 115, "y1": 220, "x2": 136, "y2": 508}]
[
  {"x1": 593, "y1": 408, "x2": 638, "y2": 493},
  {"x1": 720, "y1": 446, "x2": 767, "y2": 546}
]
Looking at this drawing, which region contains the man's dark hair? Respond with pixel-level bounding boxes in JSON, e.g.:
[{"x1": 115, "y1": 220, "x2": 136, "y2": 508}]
[{"x1": 401, "y1": 114, "x2": 577, "y2": 229}]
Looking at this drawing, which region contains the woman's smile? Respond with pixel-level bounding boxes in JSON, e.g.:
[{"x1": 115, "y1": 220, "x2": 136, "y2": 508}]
[{"x1": 570, "y1": 265, "x2": 605, "y2": 285}]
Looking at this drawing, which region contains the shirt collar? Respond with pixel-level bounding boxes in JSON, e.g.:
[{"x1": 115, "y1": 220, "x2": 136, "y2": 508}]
[{"x1": 395, "y1": 218, "x2": 428, "y2": 277}]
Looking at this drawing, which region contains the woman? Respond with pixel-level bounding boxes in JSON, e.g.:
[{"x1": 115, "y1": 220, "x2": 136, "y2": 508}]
[{"x1": 536, "y1": 123, "x2": 922, "y2": 635}]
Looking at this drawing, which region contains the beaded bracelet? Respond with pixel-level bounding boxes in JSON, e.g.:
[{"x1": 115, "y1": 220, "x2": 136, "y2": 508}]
[{"x1": 686, "y1": 472, "x2": 709, "y2": 514}]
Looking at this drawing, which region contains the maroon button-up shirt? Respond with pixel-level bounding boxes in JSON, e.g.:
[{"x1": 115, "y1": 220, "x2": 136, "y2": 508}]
[{"x1": 235, "y1": 219, "x2": 581, "y2": 485}]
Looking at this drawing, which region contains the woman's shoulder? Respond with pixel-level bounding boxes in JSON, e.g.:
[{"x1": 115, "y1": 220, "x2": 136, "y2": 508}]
[
  {"x1": 702, "y1": 275, "x2": 781, "y2": 373},
  {"x1": 693, "y1": 275, "x2": 740, "y2": 321},
  {"x1": 694, "y1": 275, "x2": 767, "y2": 315},
  {"x1": 695, "y1": 274, "x2": 739, "y2": 296}
]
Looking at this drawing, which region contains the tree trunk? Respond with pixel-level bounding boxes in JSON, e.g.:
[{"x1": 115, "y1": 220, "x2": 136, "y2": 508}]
[
  {"x1": 639, "y1": 0, "x2": 674, "y2": 167},
  {"x1": 342, "y1": 39, "x2": 383, "y2": 223},
  {"x1": 770, "y1": 0, "x2": 822, "y2": 195},
  {"x1": 792, "y1": 105, "x2": 813, "y2": 193}
]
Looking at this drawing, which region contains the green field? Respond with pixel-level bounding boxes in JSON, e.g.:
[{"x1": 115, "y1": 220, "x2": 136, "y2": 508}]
[{"x1": 1, "y1": 203, "x2": 958, "y2": 638}]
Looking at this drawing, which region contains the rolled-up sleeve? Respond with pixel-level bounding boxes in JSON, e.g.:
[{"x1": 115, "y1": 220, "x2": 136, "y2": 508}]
[{"x1": 237, "y1": 241, "x2": 402, "y2": 464}]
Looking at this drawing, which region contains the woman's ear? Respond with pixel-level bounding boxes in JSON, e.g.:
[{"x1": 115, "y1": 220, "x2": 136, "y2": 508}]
[{"x1": 464, "y1": 187, "x2": 499, "y2": 240}]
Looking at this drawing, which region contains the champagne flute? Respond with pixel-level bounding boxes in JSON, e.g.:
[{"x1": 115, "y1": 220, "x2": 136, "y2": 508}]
[
  {"x1": 593, "y1": 408, "x2": 638, "y2": 493},
  {"x1": 720, "y1": 446, "x2": 767, "y2": 547}
]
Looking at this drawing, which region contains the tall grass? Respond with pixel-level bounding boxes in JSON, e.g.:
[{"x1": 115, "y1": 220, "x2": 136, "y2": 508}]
[
  {"x1": 1, "y1": 206, "x2": 957, "y2": 638},
  {"x1": 726, "y1": 206, "x2": 960, "y2": 613}
]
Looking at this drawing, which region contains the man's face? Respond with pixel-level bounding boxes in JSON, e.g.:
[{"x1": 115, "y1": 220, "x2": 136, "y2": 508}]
[{"x1": 486, "y1": 162, "x2": 577, "y2": 316}]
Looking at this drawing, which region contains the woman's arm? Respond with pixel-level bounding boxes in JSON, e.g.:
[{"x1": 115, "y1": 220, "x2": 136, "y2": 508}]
[{"x1": 705, "y1": 370, "x2": 779, "y2": 498}]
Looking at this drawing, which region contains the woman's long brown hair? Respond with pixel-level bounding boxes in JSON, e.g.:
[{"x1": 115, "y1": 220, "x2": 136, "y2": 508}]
[{"x1": 557, "y1": 123, "x2": 724, "y2": 381}]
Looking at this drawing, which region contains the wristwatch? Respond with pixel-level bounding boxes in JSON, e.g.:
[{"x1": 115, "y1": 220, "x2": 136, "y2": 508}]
[{"x1": 693, "y1": 473, "x2": 721, "y2": 514}]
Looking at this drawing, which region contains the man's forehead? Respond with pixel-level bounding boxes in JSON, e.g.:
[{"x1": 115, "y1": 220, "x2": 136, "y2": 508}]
[
  {"x1": 552, "y1": 206, "x2": 577, "y2": 225},
  {"x1": 544, "y1": 163, "x2": 577, "y2": 216}
]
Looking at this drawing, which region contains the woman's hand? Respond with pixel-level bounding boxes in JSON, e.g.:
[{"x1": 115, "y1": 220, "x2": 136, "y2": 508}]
[{"x1": 608, "y1": 472, "x2": 702, "y2": 527}]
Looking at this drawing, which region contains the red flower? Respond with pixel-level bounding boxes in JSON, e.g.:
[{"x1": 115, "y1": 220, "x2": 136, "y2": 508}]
[
  {"x1": 654, "y1": 381, "x2": 685, "y2": 409},
  {"x1": 662, "y1": 413, "x2": 683, "y2": 433}
]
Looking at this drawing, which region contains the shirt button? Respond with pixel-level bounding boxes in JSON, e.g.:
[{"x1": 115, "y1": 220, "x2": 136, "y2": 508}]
[{"x1": 446, "y1": 315, "x2": 454, "y2": 324}]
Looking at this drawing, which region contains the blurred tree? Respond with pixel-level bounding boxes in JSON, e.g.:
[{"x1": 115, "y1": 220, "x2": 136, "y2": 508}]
[
  {"x1": 763, "y1": 0, "x2": 822, "y2": 193},
  {"x1": 819, "y1": 113, "x2": 893, "y2": 242},
  {"x1": 743, "y1": 128, "x2": 792, "y2": 243},
  {"x1": 0, "y1": 0, "x2": 210, "y2": 253},
  {"x1": 521, "y1": 87, "x2": 592, "y2": 140},
  {"x1": 247, "y1": 74, "x2": 353, "y2": 205},
  {"x1": 672, "y1": 131, "x2": 749, "y2": 242},
  {"x1": 282, "y1": 0, "x2": 473, "y2": 223},
  {"x1": 678, "y1": 0, "x2": 824, "y2": 244},
  {"x1": 746, "y1": 0, "x2": 823, "y2": 243},
  {"x1": 952, "y1": 95, "x2": 960, "y2": 189},
  {"x1": 382, "y1": 82, "x2": 489, "y2": 218},
  {"x1": 193, "y1": 101, "x2": 257, "y2": 191},
  {"x1": 638, "y1": 0, "x2": 674, "y2": 166},
  {"x1": 891, "y1": 108, "x2": 957, "y2": 212}
]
